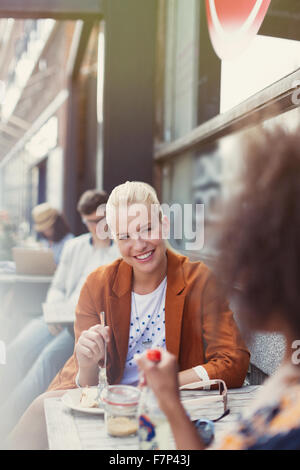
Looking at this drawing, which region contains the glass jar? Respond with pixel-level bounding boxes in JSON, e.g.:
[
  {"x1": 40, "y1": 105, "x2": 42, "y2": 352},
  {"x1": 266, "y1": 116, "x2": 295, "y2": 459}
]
[{"x1": 102, "y1": 385, "x2": 140, "y2": 437}]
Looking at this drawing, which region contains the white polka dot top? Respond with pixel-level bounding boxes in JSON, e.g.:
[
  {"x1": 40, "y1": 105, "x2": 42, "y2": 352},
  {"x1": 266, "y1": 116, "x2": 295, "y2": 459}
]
[{"x1": 120, "y1": 276, "x2": 167, "y2": 386}]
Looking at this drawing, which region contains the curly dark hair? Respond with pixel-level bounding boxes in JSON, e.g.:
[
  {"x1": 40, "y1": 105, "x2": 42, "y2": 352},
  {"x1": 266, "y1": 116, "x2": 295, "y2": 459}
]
[{"x1": 215, "y1": 125, "x2": 300, "y2": 337}]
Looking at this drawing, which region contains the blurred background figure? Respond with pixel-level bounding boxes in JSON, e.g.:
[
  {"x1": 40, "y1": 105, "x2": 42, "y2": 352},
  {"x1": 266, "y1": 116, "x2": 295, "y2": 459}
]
[{"x1": 32, "y1": 202, "x2": 74, "y2": 264}]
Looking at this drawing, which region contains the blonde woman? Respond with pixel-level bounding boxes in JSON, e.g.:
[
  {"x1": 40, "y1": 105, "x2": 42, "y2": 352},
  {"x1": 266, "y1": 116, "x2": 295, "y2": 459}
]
[{"x1": 5, "y1": 181, "x2": 249, "y2": 450}]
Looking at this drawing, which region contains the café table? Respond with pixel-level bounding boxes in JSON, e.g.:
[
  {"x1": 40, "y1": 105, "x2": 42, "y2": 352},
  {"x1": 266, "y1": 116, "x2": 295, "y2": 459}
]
[{"x1": 44, "y1": 385, "x2": 261, "y2": 450}]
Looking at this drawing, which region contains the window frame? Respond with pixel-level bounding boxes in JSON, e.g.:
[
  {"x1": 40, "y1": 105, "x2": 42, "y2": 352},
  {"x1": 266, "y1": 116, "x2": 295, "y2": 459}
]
[{"x1": 155, "y1": 67, "x2": 300, "y2": 163}]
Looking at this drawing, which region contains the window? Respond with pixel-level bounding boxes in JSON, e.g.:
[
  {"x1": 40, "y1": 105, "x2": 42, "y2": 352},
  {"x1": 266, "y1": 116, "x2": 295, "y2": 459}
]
[
  {"x1": 221, "y1": 34, "x2": 300, "y2": 113},
  {"x1": 155, "y1": 2, "x2": 300, "y2": 262}
]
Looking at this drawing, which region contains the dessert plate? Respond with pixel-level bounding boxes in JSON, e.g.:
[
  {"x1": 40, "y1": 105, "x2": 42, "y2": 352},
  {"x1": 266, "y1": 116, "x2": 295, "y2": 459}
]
[{"x1": 61, "y1": 387, "x2": 104, "y2": 415}]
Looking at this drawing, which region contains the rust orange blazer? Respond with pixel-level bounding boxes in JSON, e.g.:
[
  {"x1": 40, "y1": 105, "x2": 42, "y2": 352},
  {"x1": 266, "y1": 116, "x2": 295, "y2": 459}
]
[{"x1": 49, "y1": 249, "x2": 250, "y2": 391}]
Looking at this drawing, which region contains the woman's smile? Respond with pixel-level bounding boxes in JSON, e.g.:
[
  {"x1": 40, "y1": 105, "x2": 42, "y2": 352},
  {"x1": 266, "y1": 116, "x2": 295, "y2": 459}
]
[{"x1": 133, "y1": 249, "x2": 155, "y2": 263}]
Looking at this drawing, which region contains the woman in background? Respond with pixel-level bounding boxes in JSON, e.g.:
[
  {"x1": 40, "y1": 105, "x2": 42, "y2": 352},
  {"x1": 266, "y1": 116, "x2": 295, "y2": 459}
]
[
  {"x1": 136, "y1": 125, "x2": 300, "y2": 450},
  {"x1": 32, "y1": 202, "x2": 73, "y2": 264}
]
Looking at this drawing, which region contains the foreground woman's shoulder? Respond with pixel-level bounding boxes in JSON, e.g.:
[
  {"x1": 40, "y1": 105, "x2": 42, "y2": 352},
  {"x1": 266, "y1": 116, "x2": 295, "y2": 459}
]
[{"x1": 219, "y1": 383, "x2": 300, "y2": 450}]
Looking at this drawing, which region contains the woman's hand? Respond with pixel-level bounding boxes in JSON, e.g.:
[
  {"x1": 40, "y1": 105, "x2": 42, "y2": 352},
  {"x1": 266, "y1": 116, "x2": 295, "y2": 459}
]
[
  {"x1": 135, "y1": 349, "x2": 181, "y2": 416},
  {"x1": 75, "y1": 324, "x2": 110, "y2": 369}
]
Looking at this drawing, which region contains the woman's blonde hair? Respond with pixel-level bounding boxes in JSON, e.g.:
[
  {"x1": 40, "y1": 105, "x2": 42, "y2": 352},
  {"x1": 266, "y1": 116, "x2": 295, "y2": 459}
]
[
  {"x1": 106, "y1": 180, "x2": 180, "y2": 255},
  {"x1": 106, "y1": 181, "x2": 161, "y2": 233}
]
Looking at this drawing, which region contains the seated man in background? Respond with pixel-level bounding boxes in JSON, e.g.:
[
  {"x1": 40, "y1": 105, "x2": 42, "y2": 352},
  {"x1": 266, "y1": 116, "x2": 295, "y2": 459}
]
[{"x1": 0, "y1": 190, "x2": 119, "y2": 441}]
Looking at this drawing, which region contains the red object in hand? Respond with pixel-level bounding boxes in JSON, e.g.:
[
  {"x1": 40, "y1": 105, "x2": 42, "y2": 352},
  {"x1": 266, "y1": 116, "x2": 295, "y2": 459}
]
[{"x1": 146, "y1": 349, "x2": 161, "y2": 363}]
